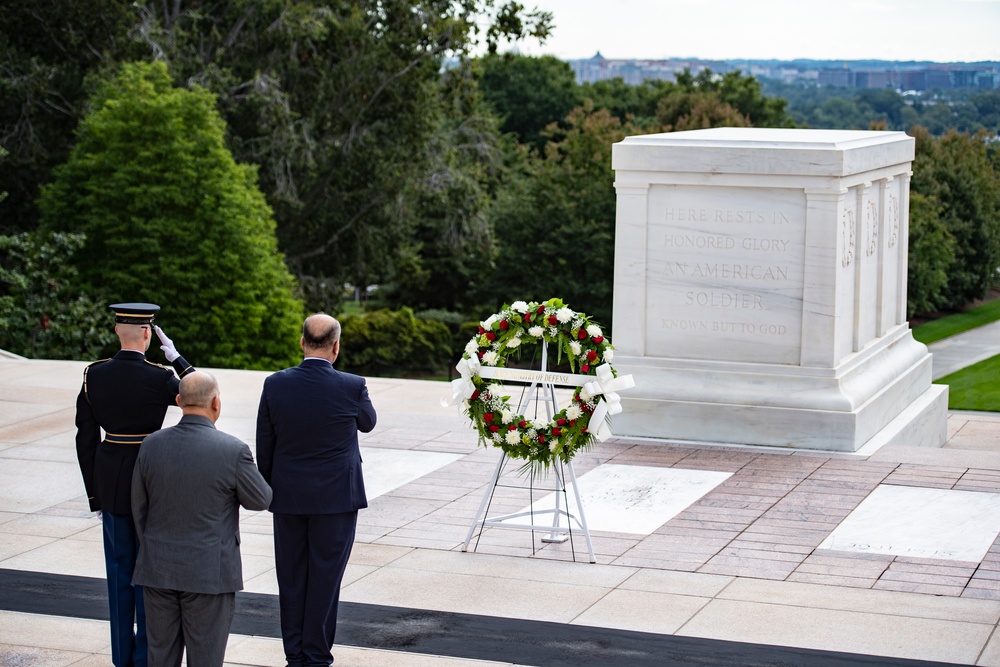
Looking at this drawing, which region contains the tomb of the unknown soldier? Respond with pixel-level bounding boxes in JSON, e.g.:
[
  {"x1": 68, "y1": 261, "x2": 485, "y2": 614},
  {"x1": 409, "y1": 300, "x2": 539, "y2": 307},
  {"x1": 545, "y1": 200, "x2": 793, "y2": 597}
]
[{"x1": 610, "y1": 127, "x2": 949, "y2": 452}]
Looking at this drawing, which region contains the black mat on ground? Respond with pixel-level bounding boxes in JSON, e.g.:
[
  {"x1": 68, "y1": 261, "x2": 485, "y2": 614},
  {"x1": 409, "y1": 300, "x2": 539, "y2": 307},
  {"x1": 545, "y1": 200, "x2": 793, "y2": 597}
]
[{"x1": 0, "y1": 568, "x2": 967, "y2": 667}]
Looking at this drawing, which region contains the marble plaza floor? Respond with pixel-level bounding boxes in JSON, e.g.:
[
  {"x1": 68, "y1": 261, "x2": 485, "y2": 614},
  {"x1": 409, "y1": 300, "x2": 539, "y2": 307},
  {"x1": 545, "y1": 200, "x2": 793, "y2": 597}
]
[{"x1": 5, "y1": 356, "x2": 1000, "y2": 665}]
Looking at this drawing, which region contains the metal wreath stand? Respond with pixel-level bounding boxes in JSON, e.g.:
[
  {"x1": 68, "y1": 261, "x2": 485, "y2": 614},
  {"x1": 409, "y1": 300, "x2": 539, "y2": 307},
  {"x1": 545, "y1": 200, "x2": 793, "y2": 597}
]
[{"x1": 461, "y1": 344, "x2": 598, "y2": 563}]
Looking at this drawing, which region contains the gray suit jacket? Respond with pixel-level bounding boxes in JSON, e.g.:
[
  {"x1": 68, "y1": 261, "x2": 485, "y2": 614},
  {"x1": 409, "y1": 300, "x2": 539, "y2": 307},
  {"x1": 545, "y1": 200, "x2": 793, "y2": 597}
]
[{"x1": 131, "y1": 414, "x2": 272, "y2": 594}]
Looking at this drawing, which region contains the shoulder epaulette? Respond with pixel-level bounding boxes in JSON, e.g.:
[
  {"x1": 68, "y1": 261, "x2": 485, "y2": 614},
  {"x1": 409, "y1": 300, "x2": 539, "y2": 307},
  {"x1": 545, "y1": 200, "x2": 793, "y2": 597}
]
[
  {"x1": 82, "y1": 359, "x2": 110, "y2": 403},
  {"x1": 143, "y1": 359, "x2": 173, "y2": 372}
]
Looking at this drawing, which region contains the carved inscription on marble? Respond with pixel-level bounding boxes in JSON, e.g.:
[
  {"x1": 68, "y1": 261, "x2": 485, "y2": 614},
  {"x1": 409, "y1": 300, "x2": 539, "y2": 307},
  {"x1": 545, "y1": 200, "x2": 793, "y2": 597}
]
[{"x1": 646, "y1": 186, "x2": 805, "y2": 363}]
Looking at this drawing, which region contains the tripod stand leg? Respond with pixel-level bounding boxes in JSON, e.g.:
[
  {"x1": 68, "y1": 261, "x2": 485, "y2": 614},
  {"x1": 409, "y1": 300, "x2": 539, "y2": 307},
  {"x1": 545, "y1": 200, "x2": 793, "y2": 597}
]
[
  {"x1": 462, "y1": 451, "x2": 506, "y2": 552},
  {"x1": 541, "y1": 462, "x2": 569, "y2": 543},
  {"x1": 566, "y1": 461, "x2": 596, "y2": 563}
]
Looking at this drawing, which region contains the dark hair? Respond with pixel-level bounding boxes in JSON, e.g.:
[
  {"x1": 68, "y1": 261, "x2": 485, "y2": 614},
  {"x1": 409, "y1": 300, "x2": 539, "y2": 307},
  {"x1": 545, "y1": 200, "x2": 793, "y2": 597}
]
[{"x1": 302, "y1": 314, "x2": 340, "y2": 350}]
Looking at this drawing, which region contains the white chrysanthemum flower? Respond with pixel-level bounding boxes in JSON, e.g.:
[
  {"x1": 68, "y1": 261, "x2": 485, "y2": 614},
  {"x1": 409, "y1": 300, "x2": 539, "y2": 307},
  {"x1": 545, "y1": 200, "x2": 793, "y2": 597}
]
[
  {"x1": 549, "y1": 441, "x2": 558, "y2": 452},
  {"x1": 556, "y1": 307, "x2": 574, "y2": 323},
  {"x1": 511, "y1": 301, "x2": 529, "y2": 313},
  {"x1": 482, "y1": 350, "x2": 499, "y2": 366},
  {"x1": 528, "y1": 326, "x2": 544, "y2": 338},
  {"x1": 505, "y1": 430, "x2": 520, "y2": 445},
  {"x1": 482, "y1": 315, "x2": 498, "y2": 330},
  {"x1": 501, "y1": 409, "x2": 513, "y2": 423},
  {"x1": 506, "y1": 337, "x2": 522, "y2": 349},
  {"x1": 489, "y1": 382, "x2": 504, "y2": 394},
  {"x1": 566, "y1": 405, "x2": 583, "y2": 420},
  {"x1": 603, "y1": 348, "x2": 614, "y2": 362},
  {"x1": 586, "y1": 324, "x2": 603, "y2": 338},
  {"x1": 569, "y1": 341, "x2": 582, "y2": 356},
  {"x1": 464, "y1": 339, "x2": 479, "y2": 356}
]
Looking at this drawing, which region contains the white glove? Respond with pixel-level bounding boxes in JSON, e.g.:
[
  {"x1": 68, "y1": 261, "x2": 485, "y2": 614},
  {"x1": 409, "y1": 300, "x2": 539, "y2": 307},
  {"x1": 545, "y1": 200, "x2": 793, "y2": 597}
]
[{"x1": 154, "y1": 325, "x2": 180, "y2": 362}]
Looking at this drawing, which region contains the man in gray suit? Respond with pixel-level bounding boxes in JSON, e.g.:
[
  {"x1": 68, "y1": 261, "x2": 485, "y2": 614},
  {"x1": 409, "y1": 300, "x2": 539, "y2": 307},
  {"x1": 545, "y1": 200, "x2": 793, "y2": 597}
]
[{"x1": 132, "y1": 371, "x2": 272, "y2": 667}]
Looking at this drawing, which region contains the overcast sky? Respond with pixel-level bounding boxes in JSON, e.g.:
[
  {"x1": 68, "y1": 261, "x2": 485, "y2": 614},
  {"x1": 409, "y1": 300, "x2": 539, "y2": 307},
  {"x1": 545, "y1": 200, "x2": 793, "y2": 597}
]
[{"x1": 507, "y1": 0, "x2": 1000, "y2": 63}]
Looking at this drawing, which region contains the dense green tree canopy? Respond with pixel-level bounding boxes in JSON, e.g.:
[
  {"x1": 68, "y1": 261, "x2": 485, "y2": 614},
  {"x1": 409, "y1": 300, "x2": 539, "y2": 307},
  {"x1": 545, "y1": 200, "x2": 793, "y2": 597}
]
[
  {"x1": 482, "y1": 103, "x2": 629, "y2": 326},
  {"x1": 910, "y1": 126, "x2": 1000, "y2": 312},
  {"x1": 136, "y1": 1, "x2": 552, "y2": 311},
  {"x1": 906, "y1": 191, "x2": 956, "y2": 315},
  {"x1": 38, "y1": 61, "x2": 304, "y2": 369},
  {"x1": 0, "y1": 0, "x2": 142, "y2": 233},
  {"x1": 477, "y1": 53, "x2": 581, "y2": 149},
  {"x1": 762, "y1": 80, "x2": 1000, "y2": 135}
]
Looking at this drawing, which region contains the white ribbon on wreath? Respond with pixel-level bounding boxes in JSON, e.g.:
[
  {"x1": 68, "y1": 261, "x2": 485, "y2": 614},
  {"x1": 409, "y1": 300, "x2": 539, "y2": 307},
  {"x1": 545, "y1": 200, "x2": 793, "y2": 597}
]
[
  {"x1": 444, "y1": 355, "x2": 481, "y2": 406},
  {"x1": 579, "y1": 363, "x2": 635, "y2": 441}
]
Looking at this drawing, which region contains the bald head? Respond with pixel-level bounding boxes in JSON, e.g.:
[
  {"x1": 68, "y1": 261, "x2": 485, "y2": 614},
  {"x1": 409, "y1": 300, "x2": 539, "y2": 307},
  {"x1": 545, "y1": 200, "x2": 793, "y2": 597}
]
[
  {"x1": 301, "y1": 314, "x2": 341, "y2": 362},
  {"x1": 177, "y1": 372, "x2": 222, "y2": 422},
  {"x1": 116, "y1": 323, "x2": 151, "y2": 352}
]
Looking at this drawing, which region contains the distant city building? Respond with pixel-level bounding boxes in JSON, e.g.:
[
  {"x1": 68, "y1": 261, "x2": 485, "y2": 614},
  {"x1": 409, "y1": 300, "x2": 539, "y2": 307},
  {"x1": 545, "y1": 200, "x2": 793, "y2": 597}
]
[
  {"x1": 564, "y1": 53, "x2": 1000, "y2": 91},
  {"x1": 568, "y1": 52, "x2": 732, "y2": 85}
]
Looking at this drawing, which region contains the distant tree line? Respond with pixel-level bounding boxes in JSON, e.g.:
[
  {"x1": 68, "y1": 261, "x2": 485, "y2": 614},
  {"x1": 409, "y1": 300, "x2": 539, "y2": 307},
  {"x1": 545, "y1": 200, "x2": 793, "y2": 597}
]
[
  {"x1": 761, "y1": 80, "x2": 1000, "y2": 136},
  {"x1": 1, "y1": 6, "x2": 998, "y2": 372}
]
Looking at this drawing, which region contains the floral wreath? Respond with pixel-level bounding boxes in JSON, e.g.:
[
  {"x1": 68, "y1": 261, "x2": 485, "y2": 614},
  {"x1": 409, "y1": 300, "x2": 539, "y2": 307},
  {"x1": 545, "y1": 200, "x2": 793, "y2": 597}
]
[{"x1": 447, "y1": 298, "x2": 633, "y2": 471}]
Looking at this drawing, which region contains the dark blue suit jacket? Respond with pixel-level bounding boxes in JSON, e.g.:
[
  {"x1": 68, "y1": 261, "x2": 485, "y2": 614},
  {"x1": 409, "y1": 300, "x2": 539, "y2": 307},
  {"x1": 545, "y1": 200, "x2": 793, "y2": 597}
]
[{"x1": 255, "y1": 358, "x2": 377, "y2": 514}]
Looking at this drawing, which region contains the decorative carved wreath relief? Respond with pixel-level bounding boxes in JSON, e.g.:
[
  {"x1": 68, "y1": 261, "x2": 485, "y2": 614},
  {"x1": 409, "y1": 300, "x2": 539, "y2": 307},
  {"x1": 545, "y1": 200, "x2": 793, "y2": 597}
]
[
  {"x1": 841, "y1": 208, "x2": 856, "y2": 268},
  {"x1": 865, "y1": 200, "x2": 879, "y2": 257},
  {"x1": 887, "y1": 194, "x2": 899, "y2": 249}
]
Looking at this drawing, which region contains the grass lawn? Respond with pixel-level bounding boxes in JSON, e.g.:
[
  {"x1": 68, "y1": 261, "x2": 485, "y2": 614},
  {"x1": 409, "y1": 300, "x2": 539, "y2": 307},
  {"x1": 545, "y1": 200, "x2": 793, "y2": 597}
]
[
  {"x1": 937, "y1": 354, "x2": 1000, "y2": 411},
  {"x1": 911, "y1": 297, "x2": 1000, "y2": 345},
  {"x1": 910, "y1": 290, "x2": 1000, "y2": 411}
]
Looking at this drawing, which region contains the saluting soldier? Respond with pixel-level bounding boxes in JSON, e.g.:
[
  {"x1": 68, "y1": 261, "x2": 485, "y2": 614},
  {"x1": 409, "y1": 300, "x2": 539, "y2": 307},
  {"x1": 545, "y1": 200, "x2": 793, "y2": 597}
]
[{"x1": 75, "y1": 303, "x2": 195, "y2": 667}]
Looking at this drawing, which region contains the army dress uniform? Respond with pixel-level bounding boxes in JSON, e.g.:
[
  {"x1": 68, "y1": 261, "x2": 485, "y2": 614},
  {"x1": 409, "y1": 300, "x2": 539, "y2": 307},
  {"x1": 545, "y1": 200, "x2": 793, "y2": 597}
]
[{"x1": 75, "y1": 304, "x2": 194, "y2": 667}]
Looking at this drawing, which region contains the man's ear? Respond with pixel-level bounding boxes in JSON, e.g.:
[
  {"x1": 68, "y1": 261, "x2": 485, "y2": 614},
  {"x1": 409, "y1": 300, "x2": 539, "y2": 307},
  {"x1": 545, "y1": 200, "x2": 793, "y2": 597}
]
[
  {"x1": 300, "y1": 337, "x2": 306, "y2": 352},
  {"x1": 175, "y1": 394, "x2": 182, "y2": 407}
]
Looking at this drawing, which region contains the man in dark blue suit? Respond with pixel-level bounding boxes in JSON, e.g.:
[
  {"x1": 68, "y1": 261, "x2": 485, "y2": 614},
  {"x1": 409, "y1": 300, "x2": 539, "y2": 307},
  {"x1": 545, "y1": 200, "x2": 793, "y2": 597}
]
[
  {"x1": 75, "y1": 303, "x2": 195, "y2": 667},
  {"x1": 256, "y1": 313, "x2": 377, "y2": 667}
]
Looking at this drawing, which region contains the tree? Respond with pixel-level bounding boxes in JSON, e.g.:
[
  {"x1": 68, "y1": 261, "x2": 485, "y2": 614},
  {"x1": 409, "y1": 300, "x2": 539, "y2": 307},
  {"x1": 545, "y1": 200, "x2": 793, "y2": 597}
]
[
  {"x1": 856, "y1": 88, "x2": 906, "y2": 128},
  {"x1": 673, "y1": 69, "x2": 794, "y2": 128},
  {"x1": 580, "y1": 78, "x2": 673, "y2": 128},
  {"x1": 0, "y1": 144, "x2": 6, "y2": 204},
  {"x1": 38, "y1": 61, "x2": 305, "y2": 369},
  {"x1": 971, "y1": 91, "x2": 1000, "y2": 134},
  {"x1": 910, "y1": 126, "x2": 1000, "y2": 310},
  {"x1": 0, "y1": 0, "x2": 143, "y2": 233},
  {"x1": 378, "y1": 68, "x2": 504, "y2": 312},
  {"x1": 656, "y1": 91, "x2": 751, "y2": 131},
  {"x1": 906, "y1": 191, "x2": 956, "y2": 316},
  {"x1": 808, "y1": 97, "x2": 871, "y2": 130},
  {"x1": 137, "y1": 1, "x2": 552, "y2": 311},
  {"x1": 477, "y1": 53, "x2": 580, "y2": 150},
  {"x1": 482, "y1": 103, "x2": 628, "y2": 326},
  {"x1": 0, "y1": 231, "x2": 115, "y2": 359}
]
